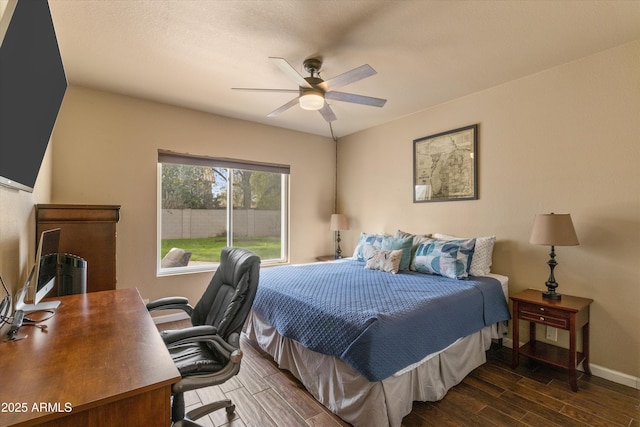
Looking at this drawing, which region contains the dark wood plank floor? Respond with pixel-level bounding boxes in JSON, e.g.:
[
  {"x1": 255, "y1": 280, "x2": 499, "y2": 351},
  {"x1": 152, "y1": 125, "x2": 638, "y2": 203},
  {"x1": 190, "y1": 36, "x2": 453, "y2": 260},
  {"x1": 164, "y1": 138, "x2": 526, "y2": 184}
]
[{"x1": 159, "y1": 320, "x2": 640, "y2": 426}]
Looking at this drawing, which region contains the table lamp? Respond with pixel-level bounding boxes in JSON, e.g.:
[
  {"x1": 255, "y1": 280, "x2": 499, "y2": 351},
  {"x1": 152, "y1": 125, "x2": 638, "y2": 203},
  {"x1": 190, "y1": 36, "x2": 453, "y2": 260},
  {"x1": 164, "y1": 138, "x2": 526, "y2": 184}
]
[
  {"x1": 330, "y1": 214, "x2": 349, "y2": 259},
  {"x1": 529, "y1": 213, "x2": 579, "y2": 300}
]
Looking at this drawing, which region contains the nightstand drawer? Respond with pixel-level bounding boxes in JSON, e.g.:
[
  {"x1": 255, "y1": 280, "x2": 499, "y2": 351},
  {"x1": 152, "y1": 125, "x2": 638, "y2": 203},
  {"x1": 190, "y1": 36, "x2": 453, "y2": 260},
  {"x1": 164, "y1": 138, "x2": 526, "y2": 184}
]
[{"x1": 519, "y1": 302, "x2": 569, "y2": 329}]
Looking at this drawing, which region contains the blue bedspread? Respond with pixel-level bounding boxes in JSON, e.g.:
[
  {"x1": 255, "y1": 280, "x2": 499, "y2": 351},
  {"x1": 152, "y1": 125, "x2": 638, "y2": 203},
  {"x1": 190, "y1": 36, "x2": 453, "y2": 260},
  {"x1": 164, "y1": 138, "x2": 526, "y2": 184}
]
[{"x1": 252, "y1": 259, "x2": 510, "y2": 381}]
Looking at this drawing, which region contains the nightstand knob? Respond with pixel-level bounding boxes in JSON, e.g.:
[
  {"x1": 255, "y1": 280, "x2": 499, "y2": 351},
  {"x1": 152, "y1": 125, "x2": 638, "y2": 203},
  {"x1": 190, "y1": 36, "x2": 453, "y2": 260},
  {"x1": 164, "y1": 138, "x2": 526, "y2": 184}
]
[
  {"x1": 540, "y1": 316, "x2": 545, "y2": 321},
  {"x1": 540, "y1": 308, "x2": 545, "y2": 311}
]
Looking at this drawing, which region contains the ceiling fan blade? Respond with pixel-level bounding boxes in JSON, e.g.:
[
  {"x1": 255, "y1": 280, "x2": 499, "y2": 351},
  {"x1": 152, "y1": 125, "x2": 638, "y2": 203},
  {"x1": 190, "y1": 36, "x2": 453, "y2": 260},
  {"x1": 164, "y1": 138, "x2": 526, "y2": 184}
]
[
  {"x1": 267, "y1": 97, "x2": 300, "y2": 118},
  {"x1": 232, "y1": 87, "x2": 299, "y2": 93},
  {"x1": 318, "y1": 64, "x2": 376, "y2": 91},
  {"x1": 269, "y1": 57, "x2": 312, "y2": 88},
  {"x1": 325, "y1": 91, "x2": 387, "y2": 107},
  {"x1": 318, "y1": 103, "x2": 337, "y2": 122}
]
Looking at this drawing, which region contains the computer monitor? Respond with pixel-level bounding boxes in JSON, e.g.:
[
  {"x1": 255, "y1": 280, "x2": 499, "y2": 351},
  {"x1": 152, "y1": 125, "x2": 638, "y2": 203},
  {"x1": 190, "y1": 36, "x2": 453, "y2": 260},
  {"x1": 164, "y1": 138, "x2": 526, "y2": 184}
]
[{"x1": 15, "y1": 228, "x2": 61, "y2": 313}]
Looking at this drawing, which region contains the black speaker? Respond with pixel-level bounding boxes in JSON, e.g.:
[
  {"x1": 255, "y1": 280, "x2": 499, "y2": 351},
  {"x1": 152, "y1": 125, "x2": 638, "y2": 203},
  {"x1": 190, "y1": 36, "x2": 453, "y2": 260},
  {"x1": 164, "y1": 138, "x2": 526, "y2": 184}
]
[{"x1": 57, "y1": 254, "x2": 87, "y2": 296}]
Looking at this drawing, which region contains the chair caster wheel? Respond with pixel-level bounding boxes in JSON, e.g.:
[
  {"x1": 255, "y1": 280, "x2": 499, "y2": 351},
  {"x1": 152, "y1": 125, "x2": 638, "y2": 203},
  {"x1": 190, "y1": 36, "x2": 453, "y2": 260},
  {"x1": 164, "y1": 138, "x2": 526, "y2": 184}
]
[{"x1": 226, "y1": 404, "x2": 235, "y2": 416}]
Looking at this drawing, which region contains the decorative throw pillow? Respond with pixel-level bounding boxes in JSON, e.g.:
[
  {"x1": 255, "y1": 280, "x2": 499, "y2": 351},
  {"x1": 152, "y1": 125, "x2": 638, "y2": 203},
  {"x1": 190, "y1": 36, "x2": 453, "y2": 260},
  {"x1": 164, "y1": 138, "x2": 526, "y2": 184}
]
[
  {"x1": 360, "y1": 242, "x2": 378, "y2": 259},
  {"x1": 363, "y1": 245, "x2": 403, "y2": 274},
  {"x1": 394, "y1": 229, "x2": 432, "y2": 244},
  {"x1": 381, "y1": 236, "x2": 413, "y2": 271},
  {"x1": 394, "y1": 230, "x2": 433, "y2": 270},
  {"x1": 433, "y1": 233, "x2": 495, "y2": 276},
  {"x1": 352, "y1": 232, "x2": 387, "y2": 261},
  {"x1": 413, "y1": 238, "x2": 476, "y2": 279}
]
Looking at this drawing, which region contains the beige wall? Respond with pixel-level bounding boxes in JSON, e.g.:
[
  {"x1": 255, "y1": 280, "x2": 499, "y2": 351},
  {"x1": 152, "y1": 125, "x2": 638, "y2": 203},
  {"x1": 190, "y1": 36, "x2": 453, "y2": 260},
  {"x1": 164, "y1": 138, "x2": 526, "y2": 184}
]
[
  {"x1": 0, "y1": 144, "x2": 53, "y2": 299},
  {"x1": 51, "y1": 86, "x2": 335, "y2": 305},
  {"x1": 338, "y1": 41, "x2": 640, "y2": 379}
]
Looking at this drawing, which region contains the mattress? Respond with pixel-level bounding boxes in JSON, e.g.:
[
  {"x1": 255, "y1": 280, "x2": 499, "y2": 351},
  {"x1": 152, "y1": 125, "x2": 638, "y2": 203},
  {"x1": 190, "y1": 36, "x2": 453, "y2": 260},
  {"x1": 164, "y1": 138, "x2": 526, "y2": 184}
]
[
  {"x1": 394, "y1": 272, "x2": 509, "y2": 376},
  {"x1": 244, "y1": 310, "x2": 502, "y2": 427},
  {"x1": 252, "y1": 259, "x2": 510, "y2": 381},
  {"x1": 244, "y1": 262, "x2": 510, "y2": 426}
]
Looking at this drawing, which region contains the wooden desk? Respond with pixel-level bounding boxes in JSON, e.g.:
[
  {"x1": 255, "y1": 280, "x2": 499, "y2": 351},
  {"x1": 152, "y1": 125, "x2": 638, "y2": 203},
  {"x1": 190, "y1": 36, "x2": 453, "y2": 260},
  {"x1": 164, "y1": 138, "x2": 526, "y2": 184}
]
[{"x1": 0, "y1": 288, "x2": 180, "y2": 426}]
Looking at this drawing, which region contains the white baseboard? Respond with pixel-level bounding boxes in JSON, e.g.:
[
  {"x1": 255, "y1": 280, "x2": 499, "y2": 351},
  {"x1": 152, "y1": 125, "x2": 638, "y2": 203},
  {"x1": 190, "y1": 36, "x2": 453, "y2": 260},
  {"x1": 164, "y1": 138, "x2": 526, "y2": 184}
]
[
  {"x1": 587, "y1": 364, "x2": 640, "y2": 390},
  {"x1": 501, "y1": 338, "x2": 639, "y2": 390},
  {"x1": 151, "y1": 311, "x2": 190, "y2": 325}
]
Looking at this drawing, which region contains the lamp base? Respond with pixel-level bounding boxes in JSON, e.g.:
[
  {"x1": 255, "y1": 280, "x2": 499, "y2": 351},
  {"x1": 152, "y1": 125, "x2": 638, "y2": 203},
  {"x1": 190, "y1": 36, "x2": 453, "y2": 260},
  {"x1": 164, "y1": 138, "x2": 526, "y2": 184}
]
[
  {"x1": 542, "y1": 246, "x2": 561, "y2": 300},
  {"x1": 542, "y1": 290, "x2": 562, "y2": 300},
  {"x1": 334, "y1": 231, "x2": 343, "y2": 260}
]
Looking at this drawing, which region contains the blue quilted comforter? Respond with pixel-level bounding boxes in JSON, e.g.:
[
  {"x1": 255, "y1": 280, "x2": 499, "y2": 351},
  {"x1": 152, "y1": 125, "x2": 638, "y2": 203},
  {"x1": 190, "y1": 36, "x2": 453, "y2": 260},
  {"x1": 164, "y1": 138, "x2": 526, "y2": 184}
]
[{"x1": 252, "y1": 259, "x2": 510, "y2": 381}]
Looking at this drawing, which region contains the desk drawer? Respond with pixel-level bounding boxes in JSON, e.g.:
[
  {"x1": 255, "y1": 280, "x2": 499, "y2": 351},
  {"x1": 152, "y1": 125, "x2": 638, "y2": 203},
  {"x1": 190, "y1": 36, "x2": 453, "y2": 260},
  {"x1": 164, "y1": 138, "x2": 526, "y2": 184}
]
[{"x1": 519, "y1": 303, "x2": 569, "y2": 329}]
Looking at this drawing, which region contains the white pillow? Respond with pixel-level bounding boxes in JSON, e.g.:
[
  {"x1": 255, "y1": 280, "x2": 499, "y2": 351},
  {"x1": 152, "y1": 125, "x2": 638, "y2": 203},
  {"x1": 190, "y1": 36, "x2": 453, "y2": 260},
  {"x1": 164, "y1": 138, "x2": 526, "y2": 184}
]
[{"x1": 433, "y1": 233, "x2": 496, "y2": 276}]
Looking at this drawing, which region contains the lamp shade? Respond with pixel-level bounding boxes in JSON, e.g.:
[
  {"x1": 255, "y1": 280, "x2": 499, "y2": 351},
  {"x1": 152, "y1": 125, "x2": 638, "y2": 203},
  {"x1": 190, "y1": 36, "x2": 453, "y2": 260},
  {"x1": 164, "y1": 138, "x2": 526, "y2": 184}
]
[
  {"x1": 330, "y1": 214, "x2": 349, "y2": 231},
  {"x1": 299, "y1": 92, "x2": 324, "y2": 110},
  {"x1": 529, "y1": 213, "x2": 579, "y2": 246}
]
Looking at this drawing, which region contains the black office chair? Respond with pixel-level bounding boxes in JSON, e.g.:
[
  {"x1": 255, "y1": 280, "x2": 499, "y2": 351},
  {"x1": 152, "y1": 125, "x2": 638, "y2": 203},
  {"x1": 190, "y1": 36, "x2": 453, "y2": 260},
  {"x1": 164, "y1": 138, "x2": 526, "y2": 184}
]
[{"x1": 147, "y1": 247, "x2": 260, "y2": 426}]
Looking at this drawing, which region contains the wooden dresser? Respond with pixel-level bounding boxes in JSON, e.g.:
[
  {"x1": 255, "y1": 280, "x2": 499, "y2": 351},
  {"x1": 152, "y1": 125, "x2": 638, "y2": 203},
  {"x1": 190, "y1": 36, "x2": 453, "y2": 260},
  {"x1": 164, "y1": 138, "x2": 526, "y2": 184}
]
[{"x1": 36, "y1": 204, "x2": 121, "y2": 293}]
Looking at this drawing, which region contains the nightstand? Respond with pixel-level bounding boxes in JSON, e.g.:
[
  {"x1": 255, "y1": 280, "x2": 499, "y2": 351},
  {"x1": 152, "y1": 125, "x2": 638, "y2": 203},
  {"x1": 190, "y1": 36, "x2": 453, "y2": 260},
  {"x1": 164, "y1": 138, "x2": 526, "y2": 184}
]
[
  {"x1": 510, "y1": 289, "x2": 593, "y2": 391},
  {"x1": 316, "y1": 255, "x2": 339, "y2": 262}
]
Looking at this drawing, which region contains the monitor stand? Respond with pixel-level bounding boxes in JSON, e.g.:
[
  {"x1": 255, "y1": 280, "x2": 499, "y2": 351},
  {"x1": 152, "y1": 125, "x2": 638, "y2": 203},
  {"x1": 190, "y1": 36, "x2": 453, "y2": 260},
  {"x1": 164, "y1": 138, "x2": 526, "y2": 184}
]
[{"x1": 18, "y1": 300, "x2": 60, "y2": 313}]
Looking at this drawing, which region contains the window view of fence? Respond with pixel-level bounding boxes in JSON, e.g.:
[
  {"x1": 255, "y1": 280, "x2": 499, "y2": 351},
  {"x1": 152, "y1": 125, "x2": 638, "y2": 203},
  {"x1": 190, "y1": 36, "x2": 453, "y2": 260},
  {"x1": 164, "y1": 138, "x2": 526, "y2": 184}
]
[{"x1": 158, "y1": 151, "x2": 289, "y2": 272}]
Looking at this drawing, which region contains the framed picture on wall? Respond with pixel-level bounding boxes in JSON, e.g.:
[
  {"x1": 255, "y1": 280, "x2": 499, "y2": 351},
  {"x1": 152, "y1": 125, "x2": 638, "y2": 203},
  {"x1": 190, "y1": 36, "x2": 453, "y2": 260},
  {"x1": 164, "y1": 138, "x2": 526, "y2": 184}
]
[{"x1": 413, "y1": 124, "x2": 478, "y2": 203}]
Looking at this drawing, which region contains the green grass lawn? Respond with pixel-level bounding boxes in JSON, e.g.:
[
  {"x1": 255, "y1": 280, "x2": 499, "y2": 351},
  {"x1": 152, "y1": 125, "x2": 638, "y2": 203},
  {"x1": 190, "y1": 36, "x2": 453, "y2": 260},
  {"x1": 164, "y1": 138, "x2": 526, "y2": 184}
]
[{"x1": 161, "y1": 237, "x2": 281, "y2": 262}]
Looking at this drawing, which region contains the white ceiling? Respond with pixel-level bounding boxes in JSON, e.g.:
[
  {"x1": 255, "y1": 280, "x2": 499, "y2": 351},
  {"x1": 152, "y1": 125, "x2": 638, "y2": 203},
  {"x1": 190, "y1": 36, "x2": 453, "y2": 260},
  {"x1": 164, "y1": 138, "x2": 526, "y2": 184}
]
[{"x1": 43, "y1": 0, "x2": 640, "y2": 138}]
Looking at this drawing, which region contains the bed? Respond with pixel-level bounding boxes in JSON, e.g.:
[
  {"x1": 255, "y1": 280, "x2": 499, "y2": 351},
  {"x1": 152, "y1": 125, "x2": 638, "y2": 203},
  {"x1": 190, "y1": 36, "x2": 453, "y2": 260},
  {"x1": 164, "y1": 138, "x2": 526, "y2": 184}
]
[{"x1": 243, "y1": 233, "x2": 510, "y2": 427}]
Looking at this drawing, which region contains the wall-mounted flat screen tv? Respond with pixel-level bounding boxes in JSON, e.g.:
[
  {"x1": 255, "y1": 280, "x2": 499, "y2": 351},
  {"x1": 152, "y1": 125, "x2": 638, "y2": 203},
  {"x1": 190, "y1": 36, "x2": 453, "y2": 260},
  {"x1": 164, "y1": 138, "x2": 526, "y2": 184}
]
[{"x1": 0, "y1": 0, "x2": 67, "y2": 192}]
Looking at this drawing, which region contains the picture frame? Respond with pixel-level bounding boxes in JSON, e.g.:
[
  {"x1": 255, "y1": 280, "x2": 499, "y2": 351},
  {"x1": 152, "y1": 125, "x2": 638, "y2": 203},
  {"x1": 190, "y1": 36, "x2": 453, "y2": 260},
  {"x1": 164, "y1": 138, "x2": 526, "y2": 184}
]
[{"x1": 413, "y1": 124, "x2": 478, "y2": 203}]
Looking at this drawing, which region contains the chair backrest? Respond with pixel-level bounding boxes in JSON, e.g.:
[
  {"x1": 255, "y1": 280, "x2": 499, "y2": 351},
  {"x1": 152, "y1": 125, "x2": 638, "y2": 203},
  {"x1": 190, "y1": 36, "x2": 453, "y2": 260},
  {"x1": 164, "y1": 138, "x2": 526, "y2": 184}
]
[{"x1": 191, "y1": 247, "x2": 260, "y2": 340}]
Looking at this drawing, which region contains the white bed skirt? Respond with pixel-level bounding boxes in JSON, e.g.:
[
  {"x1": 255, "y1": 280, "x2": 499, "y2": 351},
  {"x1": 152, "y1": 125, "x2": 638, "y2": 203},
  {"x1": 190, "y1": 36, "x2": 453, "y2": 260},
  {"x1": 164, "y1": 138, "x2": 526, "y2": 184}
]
[{"x1": 244, "y1": 311, "x2": 503, "y2": 427}]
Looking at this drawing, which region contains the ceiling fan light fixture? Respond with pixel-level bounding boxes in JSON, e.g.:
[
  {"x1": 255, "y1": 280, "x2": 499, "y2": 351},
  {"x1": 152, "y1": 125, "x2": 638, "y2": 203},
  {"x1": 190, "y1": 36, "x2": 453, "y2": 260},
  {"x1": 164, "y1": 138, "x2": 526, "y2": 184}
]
[
  {"x1": 232, "y1": 57, "x2": 386, "y2": 122},
  {"x1": 299, "y1": 92, "x2": 324, "y2": 110}
]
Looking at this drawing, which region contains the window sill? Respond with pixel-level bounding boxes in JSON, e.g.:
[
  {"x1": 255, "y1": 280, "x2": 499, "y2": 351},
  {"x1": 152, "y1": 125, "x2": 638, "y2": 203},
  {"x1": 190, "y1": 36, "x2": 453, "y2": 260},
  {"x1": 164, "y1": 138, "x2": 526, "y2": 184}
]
[{"x1": 157, "y1": 258, "x2": 288, "y2": 277}]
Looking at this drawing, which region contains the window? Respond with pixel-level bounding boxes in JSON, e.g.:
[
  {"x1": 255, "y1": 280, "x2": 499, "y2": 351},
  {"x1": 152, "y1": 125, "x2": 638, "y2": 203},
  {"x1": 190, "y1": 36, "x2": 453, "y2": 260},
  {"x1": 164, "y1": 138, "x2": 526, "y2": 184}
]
[{"x1": 157, "y1": 150, "x2": 289, "y2": 274}]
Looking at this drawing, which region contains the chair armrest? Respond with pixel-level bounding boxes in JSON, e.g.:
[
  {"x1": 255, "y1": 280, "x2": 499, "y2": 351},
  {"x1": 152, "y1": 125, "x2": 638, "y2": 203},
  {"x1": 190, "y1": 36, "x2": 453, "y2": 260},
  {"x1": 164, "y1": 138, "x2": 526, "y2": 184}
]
[
  {"x1": 173, "y1": 349, "x2": 243, "y2": 393},
  {"x1": 164, "y1": 326, "x2": 239, "y2": 364},
  {"x1": 227, "y1": 332, "x2": 240, "y2": 348},
  {"x1": 146, "y1": 296, "x2": 194, "y2": 316},
  {"x1": 162, "y1": 325, "x2": 219, "y2": 346}
]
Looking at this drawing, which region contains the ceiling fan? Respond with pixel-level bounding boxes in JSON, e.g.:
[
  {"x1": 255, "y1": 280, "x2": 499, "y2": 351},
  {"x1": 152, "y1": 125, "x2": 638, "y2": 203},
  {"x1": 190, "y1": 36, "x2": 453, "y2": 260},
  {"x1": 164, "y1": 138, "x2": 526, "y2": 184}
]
[{"x1": 232, "y1": 57, "x2": 387, "y2": 122}]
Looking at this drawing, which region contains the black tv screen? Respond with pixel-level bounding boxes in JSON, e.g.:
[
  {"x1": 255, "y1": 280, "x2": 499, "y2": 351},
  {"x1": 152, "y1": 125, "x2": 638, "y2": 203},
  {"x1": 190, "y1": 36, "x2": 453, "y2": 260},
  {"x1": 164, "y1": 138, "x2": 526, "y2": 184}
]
[{"x1": 0, "y1": 0, "x2": 67, "y2": 192}]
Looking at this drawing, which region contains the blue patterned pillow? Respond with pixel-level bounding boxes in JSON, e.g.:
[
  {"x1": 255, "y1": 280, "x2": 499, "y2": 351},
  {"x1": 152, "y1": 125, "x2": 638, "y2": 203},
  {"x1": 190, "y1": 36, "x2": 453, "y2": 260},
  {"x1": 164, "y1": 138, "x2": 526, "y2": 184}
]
[
  {"x1": 381, "y1": 236, "x2": 413, "y2": 271},
  {"x1": 414, "y1": 238, "x2": 476, "y2": 279},
  {"x1": 434, "y1": 233, "x2": 495, "y2": 276},
  {"x1": 352, "y1": 233, "x2": 387, "y2": 261}
]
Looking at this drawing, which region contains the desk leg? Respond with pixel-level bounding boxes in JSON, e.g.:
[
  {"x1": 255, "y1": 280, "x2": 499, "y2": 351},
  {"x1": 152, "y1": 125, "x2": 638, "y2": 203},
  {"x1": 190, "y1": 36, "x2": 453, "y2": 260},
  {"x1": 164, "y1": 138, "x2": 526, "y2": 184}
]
[
  {"x1": 511, "y1": 301, "x2": 519, "y2": 369},
  {"x1": 569, "y1": 314, "x2": 578, "y2": 392},
  {"x1": 582, "y1": 322, "x2": 592, "y2": 376},
  {"x1": 527, "y1": 321, "x2": 537, "y2": 368}
]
